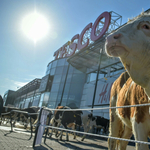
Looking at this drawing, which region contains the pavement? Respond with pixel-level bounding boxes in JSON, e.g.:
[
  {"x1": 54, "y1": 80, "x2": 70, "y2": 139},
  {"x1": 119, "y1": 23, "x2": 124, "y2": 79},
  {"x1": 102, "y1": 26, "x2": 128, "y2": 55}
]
[{"x1": 0, "y1": 124, "x2": 135, "y2": 150}]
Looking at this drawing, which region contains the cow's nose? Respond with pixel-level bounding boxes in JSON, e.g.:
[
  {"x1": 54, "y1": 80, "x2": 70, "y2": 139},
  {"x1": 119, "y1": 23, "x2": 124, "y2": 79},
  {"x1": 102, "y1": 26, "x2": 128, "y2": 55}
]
[{"x1": 106, "y1": 33, "x2": 122, "y2": 43}]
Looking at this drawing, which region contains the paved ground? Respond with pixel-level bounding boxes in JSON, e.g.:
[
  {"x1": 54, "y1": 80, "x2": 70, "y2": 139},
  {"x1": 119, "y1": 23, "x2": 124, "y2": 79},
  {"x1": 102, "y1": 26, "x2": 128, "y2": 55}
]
[{"x1": 0, "y1": 125, "x2": 135, "y2": 150}]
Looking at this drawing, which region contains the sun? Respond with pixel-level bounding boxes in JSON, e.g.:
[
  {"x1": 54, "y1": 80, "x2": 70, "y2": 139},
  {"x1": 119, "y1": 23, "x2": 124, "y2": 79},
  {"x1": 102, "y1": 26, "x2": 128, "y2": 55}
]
[{"x1": 21, "y1": 11, "x2": 50, "y2": 43}]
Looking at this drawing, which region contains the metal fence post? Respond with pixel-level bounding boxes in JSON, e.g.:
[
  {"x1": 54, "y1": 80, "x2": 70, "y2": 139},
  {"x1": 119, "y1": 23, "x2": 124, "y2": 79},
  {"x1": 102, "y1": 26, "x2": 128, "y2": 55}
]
[
  {"x1": 10, "y1": 111, "x2": 13, "y2": 132},
  {"x1": 29, "y1": 115, "x2": 33, "y2": 138},
  {"x1": 33, "y1": 107, "x2": 43, "y2": 147},
  {"x1": 44, "y1": 110, "x2": 52, "y2": 143},
  {"x1": 91, "y1": 49, "x2": 103, "y2": 112}
]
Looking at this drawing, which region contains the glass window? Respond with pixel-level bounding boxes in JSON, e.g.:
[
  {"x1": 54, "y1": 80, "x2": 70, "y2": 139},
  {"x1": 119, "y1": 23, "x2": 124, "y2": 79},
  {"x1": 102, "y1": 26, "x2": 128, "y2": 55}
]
[
  {"x1": 64, "y1": 83, "x2": 70, "y2": 94},
  {"x1": 43, "y1": 92, "x2": 50, "y2": 102},
  {"x1": 67, "y1": 101, "x2": 79, "y2": 108},
  {"x1": 90, "y1": 73, "x2": 97, "y2": 82},
  {"x1": 32, "y1": 99, "x2": 39, "y2": 107},
  {"x1": 61, "y1": 102, "x2": 67, "y2": 106},
  {"x1": 68, "y1": 95, "x2": 75, "y2": 101},
  {"x1": 69, "y1": 83, "x2": 83, "y2": 100},
  {"x1": 53, "y1": 75, "x2": 62, "y2": 83},
  {"x1": 56, "y1": 91, "x2": 63, "y2": 102},
  {"x1": 55, "y1": 66, "x2": 64, "y2": 74},
  {"x1": 98, "y1": 73, "x2": 104, "y2": 79},
  {"x1": 42, "y1": 100, "x2": 48, "y2": 107},
  {"x1": 24, "y1": 98, "x2": 30, "y2": 108},
  {"x1": 57, "y1": 59, "x2": 65, "y2": 66},
  {"x1": 62, "y1": 94, "x2": 68, "y2": 102},
  {"x1": 50, "y1": 68, "x2": 56, "y2": 75},
  {"x1": 38, "y1": 93, "x2": 44, "y2": 107},
  {"x1": 47, "y1": 101, "x2": 56, "y2": 108},
  {"x1": 46, "y1": 70, "x2": 50, "y2": 75},
  {"x1": 86, "y1": 74, "x2": 90, "y2": 83},
  {"x1": 74, "y1": 69, "x2": 83, "y2": 74},
  {"x1": 48, "y1": 63, "x2": 52, "y2": 70},
  {"x1": 59, "y1": 82, "x2": 65, "y2": 92},
  {"x1": 55, "y1": 101, "x2": 61, "y2": 107},
  {"x1": 52, "y1": 60, "x2": 57, "y2": 68},
  {"x1": 51, "y1": 83, "x2": 60, "y2": 92},
  {"x1": 61, "y1": 74, "x2": 66, "y2": 82},
  {"x1": 68, "y1": 65, "x2": 74, "y2": 73},
  {"x1": 65, "y1": 60, "x2": 69, "y2": 66},
  {"x1": 71, "y1": 74, "x2": 85, "y2": 83},
  {"x1": 63, "y1": 66, "x2": 68, "y2": 74},
  {"x1": 49, "y1": 92, "x2": 58, "y2": 101},
  {"x1": 66, "y1": 74, "x2": 72, "y2": 83}
]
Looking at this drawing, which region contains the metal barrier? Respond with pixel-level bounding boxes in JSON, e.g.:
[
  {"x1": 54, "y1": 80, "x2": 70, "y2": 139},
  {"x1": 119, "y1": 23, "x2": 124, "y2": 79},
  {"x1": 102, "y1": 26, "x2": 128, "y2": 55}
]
[
  {"x1": 36, "y1": 106, "x2": 150, "y2": 149},
  {"x1": 2, "y1": 105, "x2": 150, "y2": 149},
  {"x1": 33, "y1": 107, "x2": 52, "y2": 147},
  {"x1": 1, "y1": 109, "x2": 39, "y2": 139}
]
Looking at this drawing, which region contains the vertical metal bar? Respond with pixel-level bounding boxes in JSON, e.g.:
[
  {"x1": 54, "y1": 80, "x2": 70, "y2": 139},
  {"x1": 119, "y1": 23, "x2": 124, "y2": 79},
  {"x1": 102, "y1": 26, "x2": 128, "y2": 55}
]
[
  {"x1": 29, "y1": 115, "x2": 32, "y2": 138},
  {"x1": 10, "y1": 111, "x2": 13, "y2": 132},
  {"x1": 33, "y1": 107, "x2": 43, "y2": 147},
  {"x1": 44, "y1": 111, "x2": 52, "y2": 144},
  {"x1": 60, "y1": 64, "x2": 70, "y2": 105},
  {"x1": 91, "y1": 49, "x2": 103, "y2": 112}
]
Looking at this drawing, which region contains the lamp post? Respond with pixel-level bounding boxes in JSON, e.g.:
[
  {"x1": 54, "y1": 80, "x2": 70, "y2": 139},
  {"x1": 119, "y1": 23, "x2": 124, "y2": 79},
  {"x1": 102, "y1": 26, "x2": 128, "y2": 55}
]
[{"x1": 91, "y1": 48, "x2": 103, "y2": 112}]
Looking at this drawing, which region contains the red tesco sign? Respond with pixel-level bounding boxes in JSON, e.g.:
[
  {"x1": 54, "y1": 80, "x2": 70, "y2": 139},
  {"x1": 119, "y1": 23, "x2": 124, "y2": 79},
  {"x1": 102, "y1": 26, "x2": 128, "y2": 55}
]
[{"x1": 54, "y1": 11, "x2": 111, "y2": 60}]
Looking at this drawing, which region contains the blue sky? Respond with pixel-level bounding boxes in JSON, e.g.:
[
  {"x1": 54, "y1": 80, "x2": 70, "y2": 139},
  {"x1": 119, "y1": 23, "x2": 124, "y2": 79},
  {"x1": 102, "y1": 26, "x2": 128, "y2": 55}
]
[{"x1": 0, "y1": 0, "x2": 149, "y2": 97}]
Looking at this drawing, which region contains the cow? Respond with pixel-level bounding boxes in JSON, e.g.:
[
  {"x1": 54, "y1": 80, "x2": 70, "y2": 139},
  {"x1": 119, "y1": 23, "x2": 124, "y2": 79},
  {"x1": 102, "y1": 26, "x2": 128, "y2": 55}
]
[
  {"x1": 107, "y1": 72, "x2": 132, "y2": 150},
  {"x1": 0, "y1": 106, "x2": 20, "y2": 126},
  {"x1": 91, "y1": 116, "x2": 109, "y2": 134},
  {"x1": 105, "y1": 11, "x2": 150, "y2": 150},
  {"x1": 17, "y1": 106, "x2": 40, "y2": 129},
  {"x1": 81, "y1": 110, "x2": 109, "y2": 141},
  {"x1": 49, "y1": 106, "x2": 83, "y2": 141}
]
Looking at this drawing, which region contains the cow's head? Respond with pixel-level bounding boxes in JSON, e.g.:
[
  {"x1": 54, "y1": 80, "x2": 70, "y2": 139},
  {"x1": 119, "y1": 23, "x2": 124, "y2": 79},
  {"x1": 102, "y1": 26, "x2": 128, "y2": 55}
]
[
  {"x1": 88, "y1": 113, "x2": 93, "y2": 119},
  {"x1": 105, "y1": 12, "x2": 150, "y2": 96}
]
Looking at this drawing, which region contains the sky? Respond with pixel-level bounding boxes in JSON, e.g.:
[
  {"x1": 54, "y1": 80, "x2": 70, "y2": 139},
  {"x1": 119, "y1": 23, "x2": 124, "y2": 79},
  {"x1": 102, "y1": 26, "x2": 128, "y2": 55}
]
[{"x1": 0, "y1": 0, "x2": 149, "y2": 97}]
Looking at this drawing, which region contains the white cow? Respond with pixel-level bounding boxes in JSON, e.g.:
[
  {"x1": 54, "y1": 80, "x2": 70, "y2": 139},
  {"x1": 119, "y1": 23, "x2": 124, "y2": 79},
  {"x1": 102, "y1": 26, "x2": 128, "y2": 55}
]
[{"x1": 105, "y1": 11, "x2": 150, "y2": 150}]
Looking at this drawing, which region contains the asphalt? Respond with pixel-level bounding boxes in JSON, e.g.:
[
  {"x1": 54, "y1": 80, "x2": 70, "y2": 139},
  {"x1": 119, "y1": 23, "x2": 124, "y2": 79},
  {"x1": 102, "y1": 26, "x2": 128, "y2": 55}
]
[{"x1": 0, "y1": 124, "x2": 135, "y2": 150}]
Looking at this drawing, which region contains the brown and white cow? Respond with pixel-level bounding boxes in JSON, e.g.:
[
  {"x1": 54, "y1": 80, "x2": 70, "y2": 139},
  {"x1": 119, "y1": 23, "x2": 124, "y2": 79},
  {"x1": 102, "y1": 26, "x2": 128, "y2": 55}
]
[{"x1": 105, "y1": 11, "x2": 150, "y2": 150}]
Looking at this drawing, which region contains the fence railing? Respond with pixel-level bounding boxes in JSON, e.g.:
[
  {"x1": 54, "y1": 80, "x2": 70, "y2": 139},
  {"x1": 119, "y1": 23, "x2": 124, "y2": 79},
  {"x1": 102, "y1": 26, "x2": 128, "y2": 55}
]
[{"x1": 1, "y1": 109, "x2": 40, "y2": 139}]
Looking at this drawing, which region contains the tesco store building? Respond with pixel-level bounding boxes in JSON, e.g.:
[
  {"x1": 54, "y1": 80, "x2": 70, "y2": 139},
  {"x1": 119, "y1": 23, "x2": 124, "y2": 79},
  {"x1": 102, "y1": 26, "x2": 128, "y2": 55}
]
[{"x1": 4, "y1": 11, "x2": 124, "y2": 119}]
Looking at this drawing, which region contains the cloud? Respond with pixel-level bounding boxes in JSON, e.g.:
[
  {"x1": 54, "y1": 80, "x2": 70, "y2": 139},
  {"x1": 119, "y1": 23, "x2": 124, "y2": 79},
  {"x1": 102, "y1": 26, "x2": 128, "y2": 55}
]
[
  {"x1": 5, "y1": 78, "x2": 28, "y2": 89},
  {"x1": 14, "y1": 81, "x2": 28, "y2": 88}
]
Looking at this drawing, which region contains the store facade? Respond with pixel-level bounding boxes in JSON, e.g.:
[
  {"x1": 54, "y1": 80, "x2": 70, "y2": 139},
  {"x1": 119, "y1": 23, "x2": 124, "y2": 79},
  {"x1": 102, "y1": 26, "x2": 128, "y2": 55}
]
[{"x1": 4, "y1": 11, "x2": 125, "y2": 119}]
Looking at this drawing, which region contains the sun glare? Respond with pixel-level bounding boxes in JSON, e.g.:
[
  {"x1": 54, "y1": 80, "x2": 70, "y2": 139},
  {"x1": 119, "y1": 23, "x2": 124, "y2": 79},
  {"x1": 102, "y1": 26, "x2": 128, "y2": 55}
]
[{"x1": 21, "y1": 11, "x2": 49, "y2": 43}]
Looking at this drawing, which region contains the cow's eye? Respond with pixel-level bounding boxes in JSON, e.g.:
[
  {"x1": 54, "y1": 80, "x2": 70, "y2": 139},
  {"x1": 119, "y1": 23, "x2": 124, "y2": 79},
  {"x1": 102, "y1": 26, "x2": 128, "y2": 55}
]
[{"x1": 142, "y1": 24, "x2": 150, "y2": 29}]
